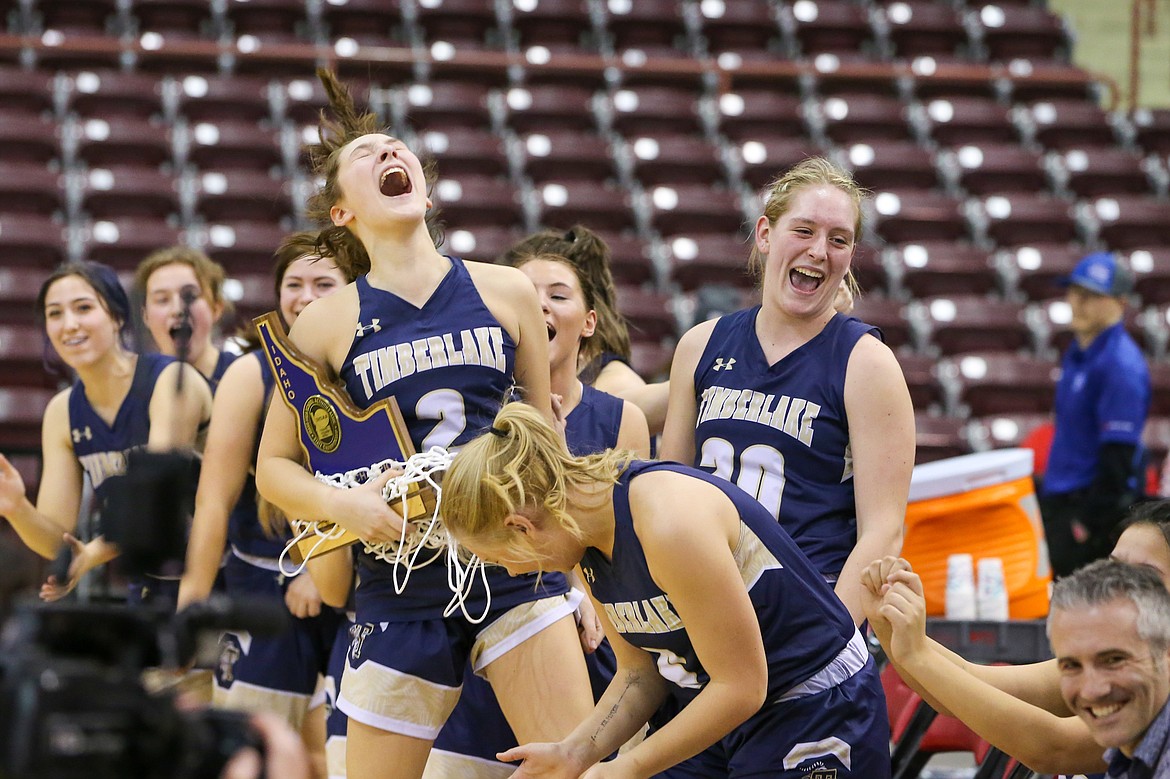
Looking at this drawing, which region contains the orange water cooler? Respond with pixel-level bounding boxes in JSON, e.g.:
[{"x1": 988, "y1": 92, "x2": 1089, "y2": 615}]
[{"x1": 902, "y1": 448, "x2": 1052, "y2": 619}]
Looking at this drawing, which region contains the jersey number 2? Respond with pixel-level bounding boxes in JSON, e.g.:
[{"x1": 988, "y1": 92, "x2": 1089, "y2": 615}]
[{"x1": 416, "y1": 389, "x2": 466, "y2": 450}]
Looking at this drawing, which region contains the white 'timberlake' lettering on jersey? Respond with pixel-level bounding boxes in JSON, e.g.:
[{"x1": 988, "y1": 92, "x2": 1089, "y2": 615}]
[
  {"x1": 78, "y1": 449, "x2": 128, "y2": 490},
  {"x1": 603, "y1": 595, "x2": 684, "y2": 635},
  {"x1": 696, "y1": 385, "x2": 821, "y2": 447},
  {"x1": 349, "y1": 325, "x2": 508, "y2": 402}
]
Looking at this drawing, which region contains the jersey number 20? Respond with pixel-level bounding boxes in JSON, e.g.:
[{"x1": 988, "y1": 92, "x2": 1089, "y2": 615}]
[{"x1": 699, "y1": 437, "x2": 785, "y2": 519}]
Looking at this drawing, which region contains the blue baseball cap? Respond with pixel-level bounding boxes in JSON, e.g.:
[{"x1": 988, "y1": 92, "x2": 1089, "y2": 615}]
[{"x1": 1061, "y1": 251, "x2": 1133, "y2": 297}]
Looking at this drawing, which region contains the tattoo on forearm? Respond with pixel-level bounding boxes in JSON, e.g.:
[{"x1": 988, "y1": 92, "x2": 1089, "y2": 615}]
[{"x1": 590, "y1": 671, "x2": 642, "y2": 745}]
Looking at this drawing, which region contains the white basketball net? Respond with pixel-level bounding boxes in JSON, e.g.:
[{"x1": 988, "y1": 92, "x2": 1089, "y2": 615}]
[{"x1": 277, "y1": 446, "x2": 492, "y2": 623}]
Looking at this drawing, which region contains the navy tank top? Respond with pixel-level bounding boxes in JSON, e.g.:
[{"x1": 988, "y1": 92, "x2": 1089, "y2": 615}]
[
  {"x1": 580, "y1": 460, "x2": 855, "y2": 707},
  {"x1": 339, "y1": 258, "x2": 568, "y2": 620},
  {"x1": 692, "y1": 309, "x2": 880, "y2": 578}
]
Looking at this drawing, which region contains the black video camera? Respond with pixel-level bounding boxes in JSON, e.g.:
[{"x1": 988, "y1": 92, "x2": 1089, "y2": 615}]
[{"x1": 0, "y1": 450, "x2": 290, "y2": 778}]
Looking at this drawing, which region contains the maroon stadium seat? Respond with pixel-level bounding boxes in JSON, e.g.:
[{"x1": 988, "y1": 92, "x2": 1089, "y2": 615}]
[
  {"x1": 1026, "y1": 99, "x2": 1117, "y2": 150},
  {"x1": 895, "y1": 351, "x2": 946, "y2": 412},
  {"x1": 607, "y1": 85, "x2": 705, "y2": 137},
  {"x1": 131, "y1": 0, "x2": 221, "y2": 40},
  {"x1": 665, "y1": 233, "x2": 754, "y2": 291},
  {"x1": 1132, "y1": 108, "x2": 1170, "y2": 156},
  {"x1": 72, "y1": 115, "x2": 174, "y2": 168},
  {"x1": 696, "y1": 1, "x2": 783, "y2": 58},
  {"x1": 1092, "y1": 196, "x2": 1170, "y2": 251},
  {"x1": 914, "y1": 412, "x2": 973, "y2": 463},
  {"x1": 923, "y1": 96, "x2": 1020, "y2": 146},
  {"x1": 442, "y1": 225, "x2": 526, "y2": 264},
  {"x1": 320, "y1": 0, "x2": 408, "y2": 47},
  {"x1": 948, "y1": 142, "x2": 1047, "y2": 196},
  {"x1": 519, "y1": 130, "x2": 619, "y2": 184},
  {"x1": 646, "y1": 183, "x2": 746, "y2": 235},
  {"x1": 979, "y1": 193, "x2": 1079, "y2": 247},
  {"x1": 716, "y1": 89, "x2": 806, "y2": 143},
  {"x1": 417, "y1": 126, "x2": 510, "y2": 179},
  {"x1": 174, "y1": 73, "x2": 273, "y2": 124},
  {"x1": 787, "y1": 0, "x2": 876, "y2": 56},
  {"x1": 945, "y1": 351, "x2": 1058, "y2": 416},
  {"x1": 502, "y1": 83, "x2": 598, "y2": 133},
  {"x1": 509, "y1": 0, "x2": 599, "y2": 54},
  {"x1": 66, "y1": 69, "x2": 168, "y2": 122},
  {"x1": 884, "y1": 2, "x2": 969, "y2": 59},
  {"x1": 202, "y1": 219, "x2": 290, "y2": 271},
  {"x1": 192, "y1": 169, "x2": 296, "y2": 223},
  {"x1": 0, "y1": 215, "x2": 69, "y2": 269},
  {"x1": 734, "y1": 136, "x2": 823, "y2": 190},
  {"x1": 974, "y1": 4, "x2": 1070, "y2": 62},
  {"x1": 79, "y1": 165, "x2": 182, "y2": 220},
  {"x1": 601, "y1": 0, "x2": 689, "y2": 53},
  {"x1": 535, "y1": 180, "x2": 638, "y2": 232},
  {"x1": 870, "y1": 189, "x2": 970, "y2": 244},
  {"x1": 615, "y1": 285, "x2": 677, "y2": 342},
  {"x1": 433, "y1": 174, "x2": 525, "y2": 230},
  {"x1": 888, "y1": 241, "x2": 1000, "y2": 300},
  {"x1": 0, "y1": 161, "x2": 65, "y2": 217},
  {"x1": 968, "y1": 411, "x2": 1054, "y2": 451},
  {"x1": 80, "y1": 216, "x2": 188, "y2": 268},
  {"x1": 844, "y1": 140, "x2": 939, "y2": 192},
  {"x1": 817, "y1": 92, "x2": 915, "y2": 144},
  {"x1": 0, "y1": 324, "x2": 54, "y2": 388},
  {"x1": 186, "y1": 119, "x2": 285, "y2": 173},
  {"x1": 222, "y1": 0, "x2": 312, "y2": 44},
  {"x1": 0, "y1": 66, "x2": 57, "y2": 117},
  {"x1": 917, "y1": 294, "x2": 1033, "y2": 356},
  {"x1": 629, "y1": 340, "x2": 673, "y2": 381},
  {"x1": 400, "y1": 80, "x2": 494, "y2": 132},
  {"x1": 0, "y1": 267, "x2": 50, "y2": 325},
  {"x1": 595, "y1": 230, "x2": 656, "y2": 287},
  {"x1": 0, "y1": 387, "x2": 56, "y2": 451},
  {"x1": 1001, "y1": 242, "x2": 1087, "y2": 301},
  {"x1": 1129, "y1": 249, "x2": 1170, "y2": 306},
  {"x1": 1058, "y1": 146, "x2": 1154, "y2": 198},
  {"x1": 414, "y1": 0, "x2": 505, "y2": 49},
  {"x1": 0, "y1": 114, "x2": 61, "y2": 164},
  {"x1": 850, "y1": 295, "x2": 914, "y2": 350},
  {"x1": 627, "y1": 134, "x2": 727, "y2": 187}
]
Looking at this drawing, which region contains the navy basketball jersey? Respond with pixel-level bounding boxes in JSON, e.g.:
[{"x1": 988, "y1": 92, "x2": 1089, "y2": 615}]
[
  {"x1": 692, "y1": 308, "x2": 879, "y2": 578},
  {"x1": 206, "y1": 349, "x2": 237, "y2": 395},
  {"x1": 69, "y1": 353, "x2": 174, "y2": 504},
  {"x1": 338, "y1": 258, "x2": 567, "y2": 620},
  {"x1": 226, "y1": 351, "x2": 286, "y2": 559},
  {"x1": 580, "y1": 460, "x2": 855, "y2": 707},
  {"x1": 565, "y1": 384, "x2": 625, "y2": 456}
]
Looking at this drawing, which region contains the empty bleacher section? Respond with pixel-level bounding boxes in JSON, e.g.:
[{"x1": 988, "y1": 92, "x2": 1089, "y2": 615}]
[{"x1": 1, "y1": 0, "x2": 1168, "y2": 485}]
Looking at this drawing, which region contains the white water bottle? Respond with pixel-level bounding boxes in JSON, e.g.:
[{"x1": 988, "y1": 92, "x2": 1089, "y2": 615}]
[
  {"x1": 977, "y1": 557, "x2": 1010, "y2": 621},
  {"x1": 945, "y1": 553, "x2": 977, "y2": 620}
]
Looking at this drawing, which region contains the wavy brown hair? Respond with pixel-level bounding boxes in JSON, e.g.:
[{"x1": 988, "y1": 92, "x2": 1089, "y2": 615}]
[{"x1": 303, "y1": 68, "x2": 442, "y2": 278}]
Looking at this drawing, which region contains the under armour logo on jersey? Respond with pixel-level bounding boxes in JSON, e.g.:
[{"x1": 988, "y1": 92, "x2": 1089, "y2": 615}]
[
  {"x1": 355, "y1": 319, "x2": 382, "y2": 337},
  {"x1": 712, "y1": 357, "x2": 736, "y2": 372},
  {"x1": 582, "y1": 567, "x2": 596, "y2": 584},
  {"x1": 71, "y1": 426, "x2": 92, "y2": 443}
]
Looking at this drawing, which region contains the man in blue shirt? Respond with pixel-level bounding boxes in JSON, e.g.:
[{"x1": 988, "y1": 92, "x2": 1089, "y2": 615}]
[
  {"x1": 1049, "y1": 559, "x2": 1170, "y2": 779},
  {"x1": 1041, "y1": 252, "x2": 1151, "y2": 577}
]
